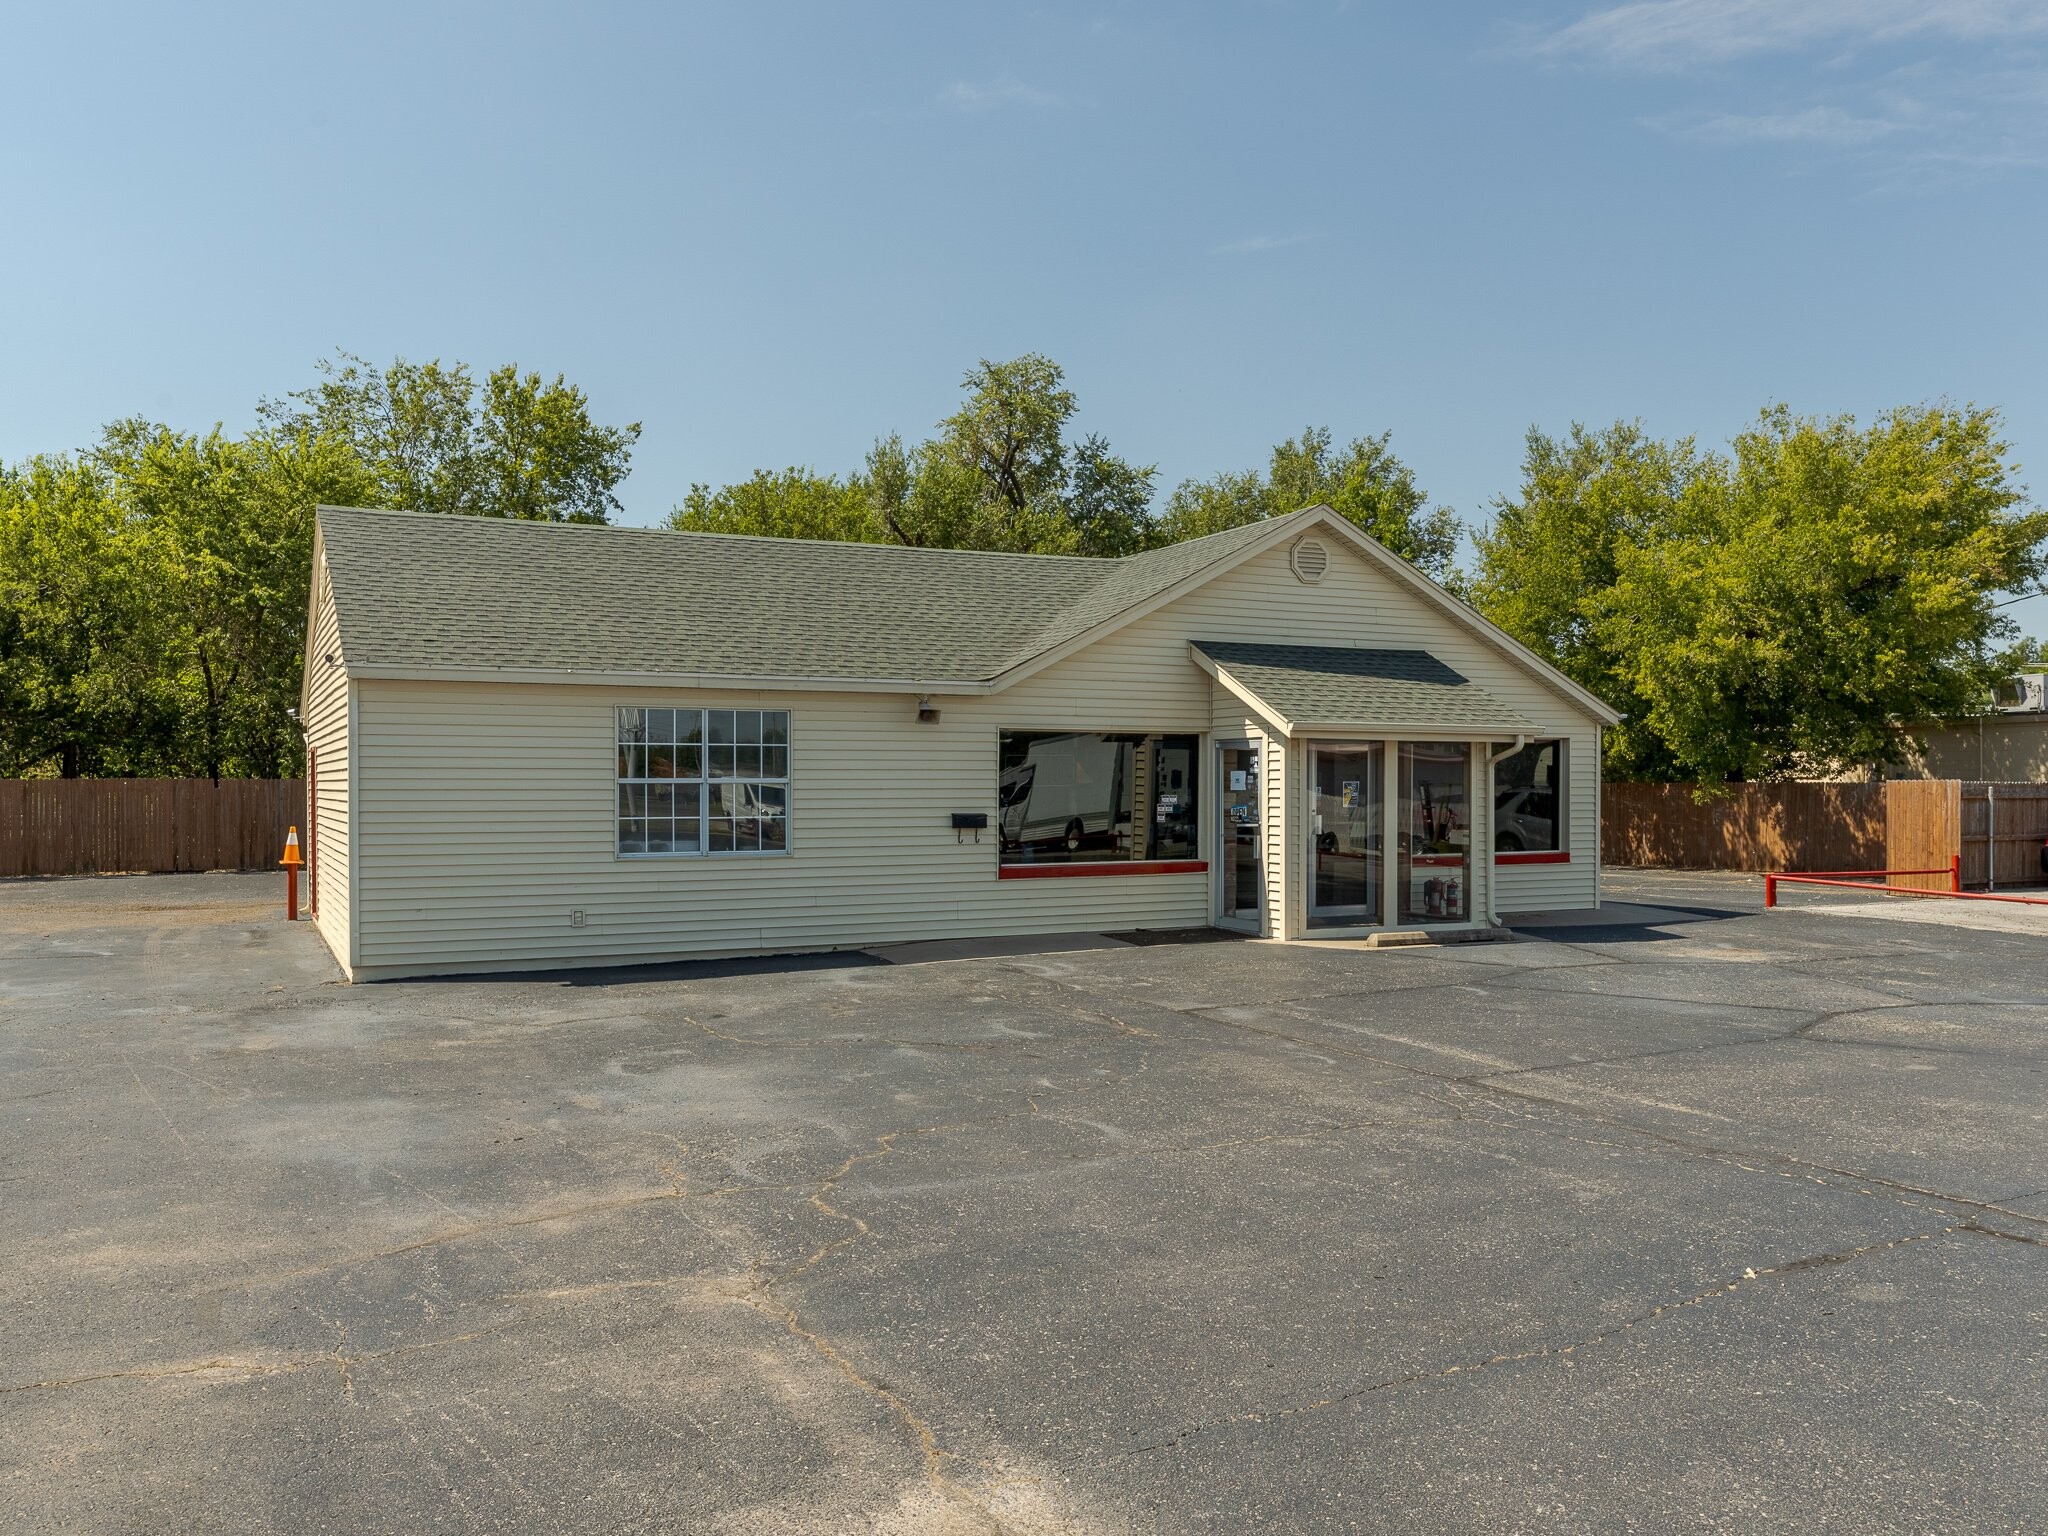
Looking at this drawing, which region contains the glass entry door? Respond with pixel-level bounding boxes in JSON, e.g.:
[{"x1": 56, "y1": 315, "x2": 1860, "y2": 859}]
[
  {"x1": 1309, "y1": 745, "x2": 1382, "y2": 926},
  {"x1": 1218, "y1": 745, "x2": 1261, "y2": 923},
  {"x1": 1399, "y1": 742, "x2": 1471, "y2": 922}
]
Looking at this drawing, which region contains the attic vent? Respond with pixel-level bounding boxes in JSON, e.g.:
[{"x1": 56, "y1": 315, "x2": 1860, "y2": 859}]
[{"x1": 1290, "y1": 538, "x2": 1329, "y2": 584}]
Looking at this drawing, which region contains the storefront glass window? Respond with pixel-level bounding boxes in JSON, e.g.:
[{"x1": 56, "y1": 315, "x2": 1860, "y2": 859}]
[
  {"x1": 1493, "y1": 740, "x2": 1562, "y2": 852},
  {"x1": 998, "y1": 732, "x2": 1199, "y2": 865}
]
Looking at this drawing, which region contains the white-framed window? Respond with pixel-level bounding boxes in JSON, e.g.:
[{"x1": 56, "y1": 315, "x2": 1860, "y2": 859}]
[{"x1": 617, "y1": 707, "x2": 789, "y2": 857}]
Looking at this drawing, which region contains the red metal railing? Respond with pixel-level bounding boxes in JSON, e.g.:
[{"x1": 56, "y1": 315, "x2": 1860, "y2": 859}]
[{"x1": 1766, "y1": 855, "x2": 2048, "y2": 909}]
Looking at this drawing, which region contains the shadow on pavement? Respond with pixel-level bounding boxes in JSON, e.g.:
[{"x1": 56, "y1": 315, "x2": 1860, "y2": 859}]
[
  {"x1": 392, "y1": 950, "x2": 890, "y2": 987},
  {"x1": 1504, "y1": 898, "x2": 1752, "y2": 944}
]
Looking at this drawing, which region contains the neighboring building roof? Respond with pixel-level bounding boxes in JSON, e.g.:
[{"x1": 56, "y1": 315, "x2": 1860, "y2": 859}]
[
  {"x1": 316, "y1": 504, "x2": 1280, "y2": 688},
  {"x1": 311, "y1": 502, "x2": 1622, "y2": 724},
  {"x1": 1193, "y1": 641, "x2": 1537, "y2": 737}
]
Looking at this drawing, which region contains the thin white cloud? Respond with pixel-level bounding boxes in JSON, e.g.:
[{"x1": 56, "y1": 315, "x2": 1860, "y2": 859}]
[
  {"x1": 940, "y1": 80, "x2": 1061, "y2": 111},
  {"x1": 1521, "y1": 1, "x2": 2048, "y2": 184},
  {"x1": 1533, "y1": 0, "x2": 2048, "y2": 70},
  {"x1": 1650, "y1": 104, "x2": 1906, "y2": 145},
  {"x1": 1213, "y1": 233, "x2": 1313, "y2": 255}
]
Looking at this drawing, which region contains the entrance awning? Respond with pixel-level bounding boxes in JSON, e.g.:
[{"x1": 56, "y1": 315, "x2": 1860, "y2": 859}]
[{"x1": 1192, "y1": 641, "x2": 1538, "y2": 738}]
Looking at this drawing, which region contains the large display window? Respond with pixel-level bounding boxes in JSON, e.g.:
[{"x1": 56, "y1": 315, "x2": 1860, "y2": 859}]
[
  {"x1": 998, "y1": 732, "x2": 1199, "y2": 866},
  {"x1": 1398, "y1": 742, "x2": 1471, "y2": 921}
]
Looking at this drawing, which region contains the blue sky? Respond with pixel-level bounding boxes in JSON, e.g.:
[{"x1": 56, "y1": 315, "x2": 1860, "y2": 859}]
[{"x1": 5, "y1": 1, "x2": 2047, "y2": 635}]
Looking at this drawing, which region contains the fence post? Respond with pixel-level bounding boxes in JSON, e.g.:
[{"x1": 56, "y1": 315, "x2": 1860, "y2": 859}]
[
  {"x1": 1764, "y1": 873, "x2": 1777, "y2": 909},
  {"x1": 1952, "y1": 854, "x2": 1961, "y2": 894}
]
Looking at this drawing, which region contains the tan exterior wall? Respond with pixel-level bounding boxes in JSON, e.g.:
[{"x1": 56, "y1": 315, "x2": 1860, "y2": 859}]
[
  {"x1": 345, "y1": 538, "x2": 1605, "y2": 977},
  {"x1": 1894, "y1": 717, "x2": 2048, "y2": 783},
  {"x1": 303, "y1": 557, "x2": 354, "y2": 972}
]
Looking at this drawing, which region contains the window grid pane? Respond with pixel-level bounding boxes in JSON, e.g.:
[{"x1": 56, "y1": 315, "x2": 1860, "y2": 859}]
[{"x1": 620, "y1": 707, "x2": 787, "y2": 856}]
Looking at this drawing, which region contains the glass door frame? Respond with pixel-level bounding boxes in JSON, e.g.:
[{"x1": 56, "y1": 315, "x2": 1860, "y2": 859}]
[
  {"x1": 1306, "y1": 741, "x2": 1383, "y2": 927},
  {"x1": 1298, "y1": 735, "x2": 1484, "y2": 935},
  {"x1": 1214, "y1": 739, "x2": 1263, "y2": 932}
]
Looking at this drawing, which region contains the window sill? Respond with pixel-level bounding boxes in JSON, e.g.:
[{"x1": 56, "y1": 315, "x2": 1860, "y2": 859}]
[
  {"x1": 1495, "y1": 851, "x2": 1570, "y2": 865},
  {"x1": 998, "y1": 860, "x2": 1208, "y2": 880}
]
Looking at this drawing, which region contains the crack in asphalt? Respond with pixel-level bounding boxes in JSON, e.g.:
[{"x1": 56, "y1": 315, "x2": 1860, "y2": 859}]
[
  {"x1": 732, "y1": 1127, "x2": 1020, "y2": 1536},
  {"x1": 1122, "y1": 1221, "x2": 2029, "y2": 1456},
  {"x1": 0, "y1": 1320, "x2": 519, "y2": 1397}
]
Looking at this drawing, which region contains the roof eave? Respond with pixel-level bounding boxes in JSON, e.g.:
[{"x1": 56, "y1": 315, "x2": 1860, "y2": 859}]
[
  {"x1": 299, "y1": 520, "x2": 329, "y2": 720},
  {"x1": 340, "y1": 662, "x2": 1000, "y2": 695},
  {"x1": 1283, "y1": 720, "x2": 1540, "y2": 740}
]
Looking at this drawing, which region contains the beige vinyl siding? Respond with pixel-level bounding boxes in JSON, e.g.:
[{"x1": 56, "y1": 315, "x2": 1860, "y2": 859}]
[
  {"x1": 348, "y1": 538, "x2": 1602, "y2": 976},
  {"x1": 351, "y1": 683, "x2": 1211, "y2": 975},
  {"x1": 303, "y1": 558, "x2": 353, "y2": 972}
]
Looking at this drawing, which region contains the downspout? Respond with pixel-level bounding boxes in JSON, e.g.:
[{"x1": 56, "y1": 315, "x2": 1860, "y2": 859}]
[{"x1": 1482, "y1": 736, "x2": 1526, "y2": 926}]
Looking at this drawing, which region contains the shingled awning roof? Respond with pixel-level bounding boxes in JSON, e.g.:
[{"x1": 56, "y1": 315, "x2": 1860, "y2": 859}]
[{"x1": 1193, "y1": 641, "x2": 1536, "y2": 737}]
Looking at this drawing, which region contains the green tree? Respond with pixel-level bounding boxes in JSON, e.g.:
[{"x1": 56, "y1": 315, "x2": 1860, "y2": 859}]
[
  {"x1": 1067, "y1": 434, "x2": 1157, "y2": 557},
  {"x1": 1153, "y1": 469, "x2": 1267, "y2": 543},
  {"x1": 0, "y1": 455, "x2": 178, "y2": 777},
  {"x1": 671, "y1": 355, "x2": 1156, "y2": 555},
  {"x1": 1474, "y1": 406, "x2": 2048, "y2": 784},
  {"x1": 1157, "y1": 427, "x2": 1462, "y2": 582},
  {"x1": 1471, "y1": 421, "x2": 1708, "y2": 777},
  {"x1": 262, "y1": 351, "x2": 640, "y2": 522},
  {"x1": 1602, "y1": 405, "x2": 2046, "y2": 783},
  {"x1": 96, "y1": 422, "x2": 374, "y2": 780},
  {"x1": 934, "y1": 353, "x2": 1076, "y2": 521},
  {"x1": 672, "y1": 468, "x2": 880, "y2": 542}
]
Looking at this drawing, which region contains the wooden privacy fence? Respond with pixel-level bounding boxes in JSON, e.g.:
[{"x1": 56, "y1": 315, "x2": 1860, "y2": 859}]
[
  {"x1": 1602, "y1": 782, "x2": 1887, "y2": 873},
  {"x1": 0, "y1": 779, "x2": 304, "y2": 878},
  {"x1": 1884, "y1": 779, "x2": 2048, "y2": 892},
  {"x1": 1605, "y1": 778, "x2": 2048, "y2": 888}
]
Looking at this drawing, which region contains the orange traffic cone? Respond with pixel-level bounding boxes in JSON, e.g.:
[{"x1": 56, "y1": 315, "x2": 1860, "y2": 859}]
[{"x1": 281, "y1": 827, "x2": 303, "y2": 921}]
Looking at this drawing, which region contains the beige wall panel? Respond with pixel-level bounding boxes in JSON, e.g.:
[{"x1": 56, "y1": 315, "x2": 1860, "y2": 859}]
[{"x1": 1898, "y1": 718, "x2": 2048, "y2": 782}]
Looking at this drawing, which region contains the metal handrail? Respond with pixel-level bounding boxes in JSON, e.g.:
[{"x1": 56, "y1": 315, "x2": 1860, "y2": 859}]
[{"x1": 1765, "y1": 855, "x2": 2048, "y2": 909}]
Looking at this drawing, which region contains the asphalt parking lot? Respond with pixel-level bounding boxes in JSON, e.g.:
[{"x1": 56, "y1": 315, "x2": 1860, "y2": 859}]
[{"x1": 4, "y1": 871, "x2": 2045, "y2": 1535}]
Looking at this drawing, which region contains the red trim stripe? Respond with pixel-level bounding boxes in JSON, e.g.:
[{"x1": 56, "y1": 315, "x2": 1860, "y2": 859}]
[
  {"x1": 1495, "y1": 851, "x2": 1570, "y2": 865},
  {"x1": 998, "y1": 860, "x2": 1208, "y2": 879}
]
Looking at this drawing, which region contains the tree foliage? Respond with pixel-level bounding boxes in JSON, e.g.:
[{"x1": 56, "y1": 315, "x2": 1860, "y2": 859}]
[
  {"x1": 1473, "y1": 405, "x2": 2048, "y2": 784},
  {"x1": 260, "y1": 351, "x2": 641, "y2": 523},
  {"x1": 670, "y1": 354, "x2": 1459, "y2": 575},
  {"x1": 1160, "y1": 427, "x2": 1462, "y2": 582},
  {"x1": 1, "y1": 352, "x2": 637, "y2": 779}
]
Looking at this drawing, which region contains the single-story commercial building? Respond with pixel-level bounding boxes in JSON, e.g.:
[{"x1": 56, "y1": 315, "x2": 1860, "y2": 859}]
[{"x1": 301, "y1": 504, "x2": 1619, "y2": 980}]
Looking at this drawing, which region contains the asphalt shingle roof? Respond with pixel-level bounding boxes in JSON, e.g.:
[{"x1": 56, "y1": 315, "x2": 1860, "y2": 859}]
[
  {"x1": 316, "y1": 505, "x2": 1290, "y2": 684},
  {"x1": 1194, "y1": 641, "x2": 1537, "y2": 733}
]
